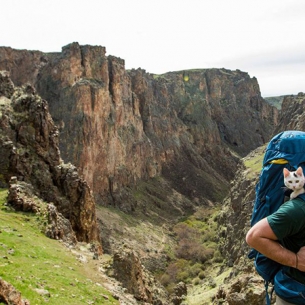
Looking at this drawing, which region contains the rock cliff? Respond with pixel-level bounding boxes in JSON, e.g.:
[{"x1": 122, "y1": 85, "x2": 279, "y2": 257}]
[{"x1": 0, "y1": 43, "x2": 278, "y2": 213}]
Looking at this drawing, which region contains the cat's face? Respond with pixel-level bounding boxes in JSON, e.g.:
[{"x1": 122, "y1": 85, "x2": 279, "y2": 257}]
[{"x1": 283, "y1": 167, "x2": 305, "y2": 190}]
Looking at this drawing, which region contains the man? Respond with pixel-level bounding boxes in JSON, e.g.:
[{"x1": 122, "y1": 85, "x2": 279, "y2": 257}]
[{"x1": 246, "y1": 197, "x2": 305, "y2": 304}]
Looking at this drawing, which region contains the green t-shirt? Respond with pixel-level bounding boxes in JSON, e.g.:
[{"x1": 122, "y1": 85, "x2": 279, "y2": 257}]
[{"x1": 267, "y1": 198, "x2": 305, "y2": 283}]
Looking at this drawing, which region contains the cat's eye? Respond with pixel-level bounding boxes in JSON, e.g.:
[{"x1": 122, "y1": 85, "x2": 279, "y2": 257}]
[{"x1": 296, "y1": 180, "x2": 300, "y2": 183}]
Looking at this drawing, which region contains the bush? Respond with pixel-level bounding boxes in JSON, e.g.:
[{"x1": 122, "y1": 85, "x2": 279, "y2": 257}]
[
  {"x1": 193, "y1": 278, "x2": 200, "y2": 285},
  {"x1": 177, "y1": 270, "x2": 189, "y2": 282},
  {"x1": 160, "y1": 273, "x2": 171, "y2": 287},
  {"x1": 213, "y1": 249, "x2": 224, "y2": 263},
  {"x1": 189, "y1": 263, "x2": 202, "y2": 277},
  {"x1": 198, "y1": 270, "x2": 205, "y2": 279},
  {"x1": 175, "y1": 238, "x2": 202, "y2": 261}
]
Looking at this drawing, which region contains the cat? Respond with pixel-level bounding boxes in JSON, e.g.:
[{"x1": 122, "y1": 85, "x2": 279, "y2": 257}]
[{"x1": 283, "y1": 166, "x2": 305, "y2": 199}]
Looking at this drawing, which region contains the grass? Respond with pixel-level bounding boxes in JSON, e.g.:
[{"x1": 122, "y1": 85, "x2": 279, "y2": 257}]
[
  {"x1": 185, "y1": 266, "x2": 232, "y2": 305},
  {"x1": 158, "y1": 205, "x2": 225, "y2": 299},
  {"x1": 242, "y1": 145, "x2": 266, "y2": 179},
  {"x1": 0, "y1": 188, "x2": 118, "y2": 305}
]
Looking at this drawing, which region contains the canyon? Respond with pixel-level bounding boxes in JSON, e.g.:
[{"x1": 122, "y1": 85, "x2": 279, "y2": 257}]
[{"x1": 1, "y1": 42, "x2": 302, "y2": 304}]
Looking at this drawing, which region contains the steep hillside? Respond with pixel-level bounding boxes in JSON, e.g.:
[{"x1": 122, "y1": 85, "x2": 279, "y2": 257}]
[{"x1": 0, "y1": 187, "x2": 118, "y2": 305}]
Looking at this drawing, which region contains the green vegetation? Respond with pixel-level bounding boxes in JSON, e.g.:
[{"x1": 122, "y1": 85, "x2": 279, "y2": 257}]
[
  {"x1": 243, "y1": 145, "x2": 266, "y2": 179},
  {"x1": 185, "y1": 267, "x2": 232, "y2": 305},
  {"x1": 131, "y1": 177, "x2": 186, "y2": 222},
  {"x1": 0, "y1": 189, "x2": 118, "y2": 305},
  {"x1": 0, "y1": 175, "x2": 231, "y2": 305},
  {"x1": 158, "y1": 206, "x2": 225, "y2": 295},
  {"x1": 152, "y1": 74, "x2": 170, "y2": 80},
  {"x1": 99, "y1": 183, "x2": 225, "y2": 304}
]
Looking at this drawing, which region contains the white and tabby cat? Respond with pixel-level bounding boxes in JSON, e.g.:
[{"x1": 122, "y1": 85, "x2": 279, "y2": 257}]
[{"x1": 283, "y1": 166, "x2": 305, "y2": 199}]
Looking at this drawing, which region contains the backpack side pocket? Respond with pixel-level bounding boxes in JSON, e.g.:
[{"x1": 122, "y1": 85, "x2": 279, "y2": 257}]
[{"x1": 274, "y1": 269, "x2": 305, "y2": 304}]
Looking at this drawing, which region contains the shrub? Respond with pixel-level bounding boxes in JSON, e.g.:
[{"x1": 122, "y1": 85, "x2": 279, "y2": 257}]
[
  {"x1": 198, "y1": 270, "x2": 205, "y2": 279},
  {"x1": 213, "y1": 249, "x2": 224, "y2": 263},
  {"x1": 189, "y1": 263, "x2": 202, "y2": 277},
  {"x1": 160, "y1": 273, "x2": 171, "y2": 287},
  {"x1": 176, "y1": 270, "x2": 189, "y2": 282},
  {"x1": 193, "y1": 277, "x2": 201, "y2": 285}
]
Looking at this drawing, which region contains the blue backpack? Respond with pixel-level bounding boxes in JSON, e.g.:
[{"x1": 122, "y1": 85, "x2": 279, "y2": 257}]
[{"x1": 248, "y1": 130, "x2": 305, "y2": 305}]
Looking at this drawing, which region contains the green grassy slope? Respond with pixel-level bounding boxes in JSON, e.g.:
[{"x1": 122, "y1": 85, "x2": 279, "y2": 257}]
[{"x1": 0, "y1": 189, "x2": 118, "y2": 305}]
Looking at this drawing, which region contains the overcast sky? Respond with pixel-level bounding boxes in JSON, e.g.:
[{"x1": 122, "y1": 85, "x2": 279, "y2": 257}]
[{"x1": 1, "y1": 0, "x2": 305, "y2": 97}]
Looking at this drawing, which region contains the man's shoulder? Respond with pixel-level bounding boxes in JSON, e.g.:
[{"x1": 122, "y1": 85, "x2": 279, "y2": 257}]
[
  {"x1": 282, "y1": 198, "x2": 305, "y2": 215},
  {"x1": 290, "y1": 197, "x2": 305, "y2": 206}
]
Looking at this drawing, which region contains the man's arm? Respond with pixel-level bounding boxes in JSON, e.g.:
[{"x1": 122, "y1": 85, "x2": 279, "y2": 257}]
[
  {"x1": 297, "y1": 247, "x2": 305, "y2": 271},
  {"x1": 246, "y1": 218, "x2": 305, "y2": 270}
]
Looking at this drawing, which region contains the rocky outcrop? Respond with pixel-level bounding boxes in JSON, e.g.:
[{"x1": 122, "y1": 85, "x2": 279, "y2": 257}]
[
  {"x1": 0, "y1": 71, "x2": 100, "y2": 245},
  {"x1": 0, "y1": 278, "x2": 29, "y2": 305},
  {"x1": 44, "y1": 202, "x2": 77, "y2": 243},
  {"x1": 113, "y1": 247, "x2": 170, "y2": 304},
  {"x1": 0, "y1": 43, "x2": 278, "y2": 212},
  {"x1": 171, "y1": 282, "x2": 187, "y2": 305},
  {"x1": 112, "y1": 246, "x2": 188, "y2": 305},
  {"x1": 214, "y1": 273, "x2": 266, "y2": 304},
  {"x1": 6, "y1": 177, "x2": 78, "y2": 245}
]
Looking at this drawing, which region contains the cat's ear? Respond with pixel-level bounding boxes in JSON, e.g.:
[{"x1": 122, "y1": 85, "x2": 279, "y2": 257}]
[
  {"x1": 296, "y1": 166, "x2": 303, "y2": 175},
  {"x1": 283, "y1": 168, "x2": 290, "y2": 178}
]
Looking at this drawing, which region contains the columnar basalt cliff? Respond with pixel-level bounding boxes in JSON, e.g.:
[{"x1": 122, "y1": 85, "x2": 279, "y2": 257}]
[
  {"x1": 0, "y1": 43, "x2": 278, "y2": 211},
  {"x1": 0, "y1": 71, "x2": 100, "y2": 244}
]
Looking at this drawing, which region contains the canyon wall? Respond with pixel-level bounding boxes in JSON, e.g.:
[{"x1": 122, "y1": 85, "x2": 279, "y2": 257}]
[{"x1": 0, "y1": 43, "x2": 278, "y2": 209}]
